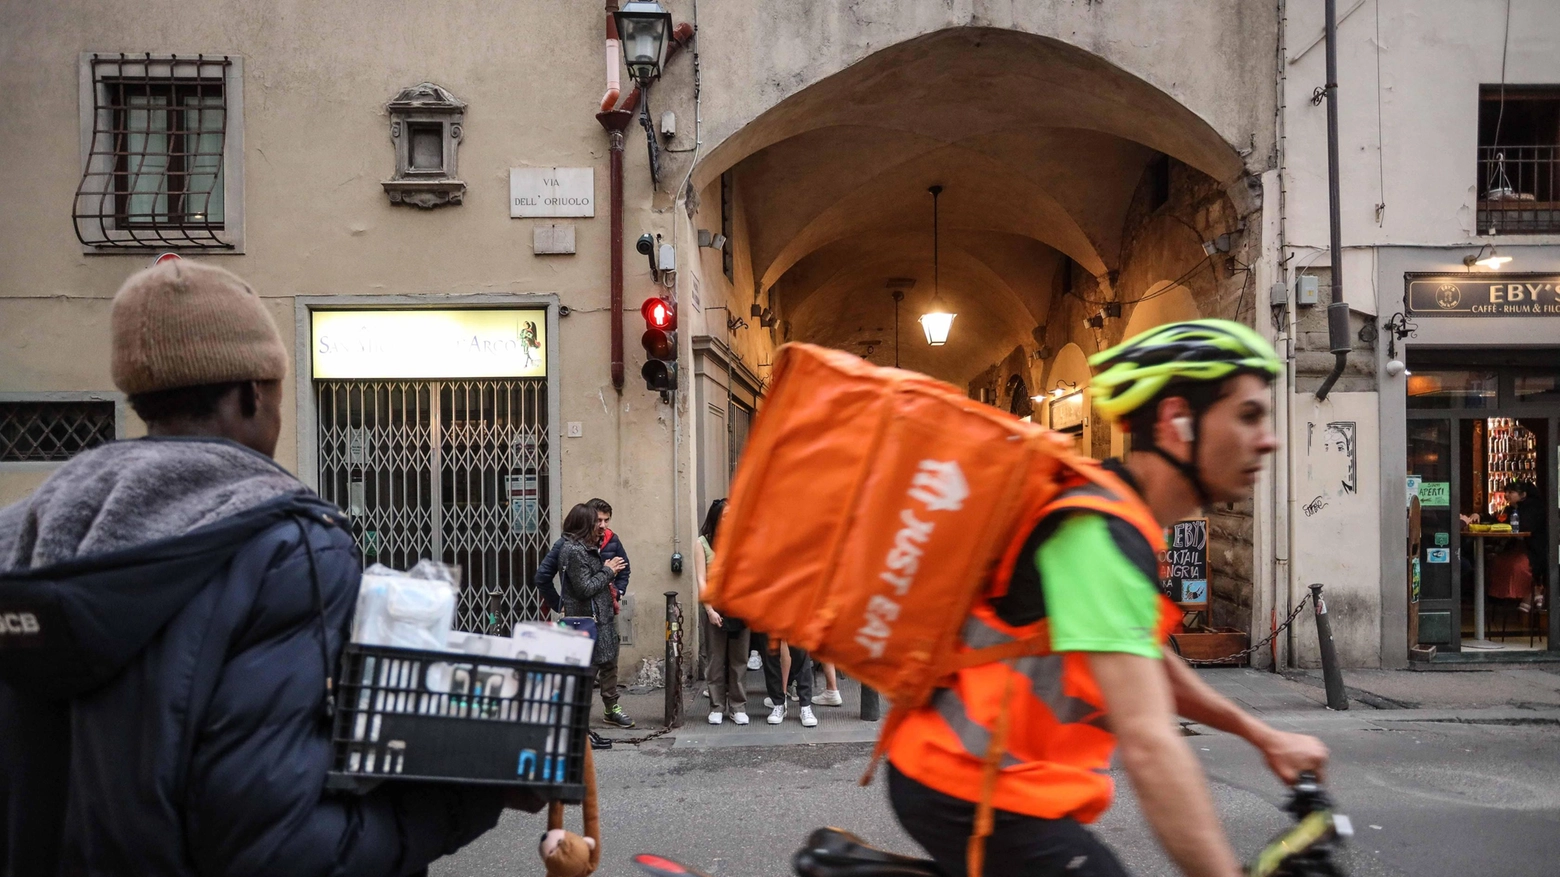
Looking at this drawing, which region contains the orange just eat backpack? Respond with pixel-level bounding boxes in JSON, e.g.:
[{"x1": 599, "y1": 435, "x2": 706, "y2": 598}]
[{"x1": 703, "y1": 342, "x2": 1136, "y2": 717}]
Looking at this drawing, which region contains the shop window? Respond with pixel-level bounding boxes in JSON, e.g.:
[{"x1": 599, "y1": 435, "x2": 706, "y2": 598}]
[
  {"x1": 1477, "y1": 85, "x2": 1560, "y2": 234},
  {"x1": 382, "y1": 82, "x2": 466, "y2": 209},
  {"x1": 1515, "y1": 373, "x2": 1560, "y2": 404},
  {"x1": 1406, "y1": 370, "x2": 1498, "y2": 410},
  {"x1": 0, "y1": 400, "x2": 117, "y2": 463},
  {"x1": 75, "y1": 54, "x2": 242, "y2": 251}
]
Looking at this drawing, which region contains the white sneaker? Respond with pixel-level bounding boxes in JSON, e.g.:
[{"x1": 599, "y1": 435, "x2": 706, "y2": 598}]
[
  {"x1": 767, "y1": 704, "x2": 786, "y2": 724},
  {"x1": 799, "y1": 706, "x2": 818, "y2": 727},
  {"x1": 708, "y1": 711, "x2": 723, "y2": 725},
  {"x1": 731, "y1": 711, "x2": 750, "y2": 725},
  {"x1": 747, "y1": 650, "x2": 762, "y2": 670},
  {"x1": 812, "y1": 689, "x2": 843, "y2": 707}
]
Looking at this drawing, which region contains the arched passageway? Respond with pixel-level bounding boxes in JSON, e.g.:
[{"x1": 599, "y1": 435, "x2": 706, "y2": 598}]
[{"x1": 694, "y1": 27, "x2": 1259, "y2": 391}]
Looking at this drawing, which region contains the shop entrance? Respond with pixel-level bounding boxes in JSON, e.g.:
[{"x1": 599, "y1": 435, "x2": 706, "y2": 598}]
[
  {"x1": 315, "y1": 379, "x2": 551, "y2": 634},
  {"x1": 1406, "y1": 356, "x2": 1560, "y2": 653}
]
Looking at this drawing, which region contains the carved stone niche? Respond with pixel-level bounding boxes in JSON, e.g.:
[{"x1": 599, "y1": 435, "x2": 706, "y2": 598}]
[{"x1": 382, "y1": 82, "x2": 466, "y2": 208}]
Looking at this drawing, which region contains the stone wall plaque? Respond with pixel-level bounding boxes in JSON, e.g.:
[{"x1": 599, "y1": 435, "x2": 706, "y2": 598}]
[{"x1": 510, "y1": 167, "x2": 595, "y2": 218}]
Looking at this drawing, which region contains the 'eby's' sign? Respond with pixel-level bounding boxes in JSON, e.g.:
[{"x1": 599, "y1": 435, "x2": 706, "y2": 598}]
[{"x1": 1407, "y1": 274, "x2": 1560, "y2": 317}]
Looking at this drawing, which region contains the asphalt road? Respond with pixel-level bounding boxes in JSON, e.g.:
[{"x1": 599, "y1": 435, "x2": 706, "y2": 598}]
[{"x1": 436, "y1": 719, "x2": 1560, "y2": 877}]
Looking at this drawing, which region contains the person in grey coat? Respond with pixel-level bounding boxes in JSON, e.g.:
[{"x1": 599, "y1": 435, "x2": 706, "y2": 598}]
[{"x1": 557, "y1": 503, "x2": 633, "y2": 728}]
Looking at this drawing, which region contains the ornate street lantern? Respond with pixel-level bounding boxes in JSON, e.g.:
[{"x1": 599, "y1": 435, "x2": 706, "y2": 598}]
[{"x1": 614, "y1": 1, "x2": 673, "y2": 84}]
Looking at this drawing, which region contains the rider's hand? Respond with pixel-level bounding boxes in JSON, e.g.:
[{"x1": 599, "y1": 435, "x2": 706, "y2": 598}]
[
  {"x1": 706, "y1": 606, "x2": 723, "y2": 627},
  {"x1": 1259, "y1": 730, "x2": 1329, "y2": 784}
]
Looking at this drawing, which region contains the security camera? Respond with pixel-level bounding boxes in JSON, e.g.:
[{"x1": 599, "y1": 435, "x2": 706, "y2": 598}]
[{"x1": 638, "y1": 233, "x2": 662, "y2": 281}]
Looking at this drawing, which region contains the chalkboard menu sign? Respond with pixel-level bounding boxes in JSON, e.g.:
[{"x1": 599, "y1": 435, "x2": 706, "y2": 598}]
[{"x1": 1160, "y1": 518, "x2": 1209, "y2": 605}]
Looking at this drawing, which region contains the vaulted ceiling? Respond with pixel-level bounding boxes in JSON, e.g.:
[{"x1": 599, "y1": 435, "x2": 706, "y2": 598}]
[{"x1": 706, "y1": 28, "x2": 1242, "y2": 385}]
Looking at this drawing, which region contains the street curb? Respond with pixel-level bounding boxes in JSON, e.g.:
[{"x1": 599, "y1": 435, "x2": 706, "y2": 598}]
[
  {"x1": 1186, "y1": 706, "x2": 1560, "y2": 735},
  {"x1": 670, "y1": 723, "x2": 882, "y2": 749}
]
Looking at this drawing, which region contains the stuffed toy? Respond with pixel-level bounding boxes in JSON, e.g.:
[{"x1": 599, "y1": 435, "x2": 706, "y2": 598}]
[{"x1": 539, "y1": 744, "x2": 600, "y2": 877}]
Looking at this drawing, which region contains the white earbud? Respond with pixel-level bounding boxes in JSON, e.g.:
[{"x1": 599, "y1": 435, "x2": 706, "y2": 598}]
[{"x1": 1172, "y1": 416, "x2": 1195, "y2": 443}]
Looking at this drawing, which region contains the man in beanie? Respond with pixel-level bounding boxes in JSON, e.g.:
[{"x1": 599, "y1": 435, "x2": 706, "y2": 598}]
[{"x1": 0, "y1": 261, "x2": 518, "y2": 875}]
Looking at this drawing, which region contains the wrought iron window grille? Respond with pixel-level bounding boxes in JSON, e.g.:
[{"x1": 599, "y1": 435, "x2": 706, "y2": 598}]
[
  {"x1": 0, "y1": 401, "x2": 117, "y2": 462},
  {"x1": 75, "y1": 53, "x2": 235, "y2": 250}
]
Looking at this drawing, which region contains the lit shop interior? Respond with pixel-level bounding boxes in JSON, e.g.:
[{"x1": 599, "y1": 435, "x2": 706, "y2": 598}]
[{"x1": 1406, "y1": 360, "x2": 1559, "y2": 653}]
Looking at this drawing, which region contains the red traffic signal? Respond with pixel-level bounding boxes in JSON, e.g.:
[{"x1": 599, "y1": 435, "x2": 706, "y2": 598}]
[
  {"x1": 641, "y1": 296, "x2": 676, "y2": 331},
  {"x1": 640, "y1": 296, "x2": 678, "y2": 393}
]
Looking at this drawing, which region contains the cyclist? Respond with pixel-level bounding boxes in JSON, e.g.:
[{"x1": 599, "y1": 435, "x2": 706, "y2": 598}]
[{"x1": 885, "y1": 319, "x2": 1330, "y2": 877}]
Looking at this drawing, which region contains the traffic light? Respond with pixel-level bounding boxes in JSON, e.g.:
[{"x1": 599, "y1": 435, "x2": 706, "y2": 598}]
[{"x1": 640, "y1": 295, "x2": 678, "y2": 393}]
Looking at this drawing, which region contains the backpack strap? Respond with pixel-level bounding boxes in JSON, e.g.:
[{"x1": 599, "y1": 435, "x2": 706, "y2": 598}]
[
  {"x1": 966, "y1": 666, "x2": 1016, "y2": 877},
  {"x1": 939, "y1": 634, "x2": 1052, "y2": 674}
]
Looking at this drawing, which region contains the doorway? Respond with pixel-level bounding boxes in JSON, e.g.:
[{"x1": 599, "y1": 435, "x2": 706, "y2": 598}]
[
  {"x1": 314, "y1": 378, "x2": 552, "y2": 635},
  {"x1": 1406, "y1": 361, "x2": 1560, "y2": 653}
]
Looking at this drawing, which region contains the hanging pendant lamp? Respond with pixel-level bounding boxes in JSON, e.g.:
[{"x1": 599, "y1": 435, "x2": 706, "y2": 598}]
[{"x1": 919, "y1": 185, "x2": 955, "y2": 346}]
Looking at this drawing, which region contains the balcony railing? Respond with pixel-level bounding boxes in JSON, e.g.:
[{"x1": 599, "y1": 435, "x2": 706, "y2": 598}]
[{"x1": 1478, "y1": 145, "x2": 1560, "y2": 234}]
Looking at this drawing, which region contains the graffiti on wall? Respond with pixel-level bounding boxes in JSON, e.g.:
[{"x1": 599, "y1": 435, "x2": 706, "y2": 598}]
[{"x1": 1305, "y1": 420, "x2": 1358, "y2": 502}]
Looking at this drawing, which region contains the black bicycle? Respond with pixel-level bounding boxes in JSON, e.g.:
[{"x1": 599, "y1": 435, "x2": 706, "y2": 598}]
[{"x1": 631, "y1": 773, "x2": 1351, "y2": 877}]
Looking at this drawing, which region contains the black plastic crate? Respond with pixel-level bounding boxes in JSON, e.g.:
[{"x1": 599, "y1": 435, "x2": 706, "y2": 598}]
[{"x1": 327, "y1": 643, "x2": 593, "y2": 802}]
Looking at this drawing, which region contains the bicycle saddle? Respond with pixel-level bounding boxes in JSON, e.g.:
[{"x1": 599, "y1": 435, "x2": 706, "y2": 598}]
[{"x1": 792, "y1": 828, "x2": 945, "y2": 877}]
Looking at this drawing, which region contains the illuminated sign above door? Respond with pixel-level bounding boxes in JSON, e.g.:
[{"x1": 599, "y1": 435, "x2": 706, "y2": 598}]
[
  {"x1": 311, "y1": 309, "x2": 548, "y2": 379},
  {"x1": 1406, "y1": 274, "x2": 1560, "y2": 317}
]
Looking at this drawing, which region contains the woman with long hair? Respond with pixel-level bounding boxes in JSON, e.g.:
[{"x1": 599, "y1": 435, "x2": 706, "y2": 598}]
[
  {"x1": 558, "y1": 502, "x2": 632, "y2": 728},
  {"x1": 696, "y1": 499, "x2": 749, "y2": 725}
]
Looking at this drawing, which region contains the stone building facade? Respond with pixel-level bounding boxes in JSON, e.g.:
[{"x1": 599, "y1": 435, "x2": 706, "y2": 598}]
[{"x1": 17, "y1": 2, "x2": 1545, "y2": 671}]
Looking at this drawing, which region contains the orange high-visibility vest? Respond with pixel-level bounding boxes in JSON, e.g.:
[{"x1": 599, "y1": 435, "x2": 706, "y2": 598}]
[{"x1": 886, "y1": 473, "x2": 1178, "y2": 824}]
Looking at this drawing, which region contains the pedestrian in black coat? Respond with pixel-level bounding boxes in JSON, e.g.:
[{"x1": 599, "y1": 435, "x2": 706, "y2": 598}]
[{"x1": 532, "y1": 497, "x2": 629, "y2": 615}]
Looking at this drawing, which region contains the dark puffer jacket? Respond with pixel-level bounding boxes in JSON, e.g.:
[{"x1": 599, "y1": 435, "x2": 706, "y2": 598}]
[
  {"x1": 557, "y1": 536, "x2": 620, "y2": 666},
  {"x1": 0, "y1": 438, "x2": 503, "y2": 876}
]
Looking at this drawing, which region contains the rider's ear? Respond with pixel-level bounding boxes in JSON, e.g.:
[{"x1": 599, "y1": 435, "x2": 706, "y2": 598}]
[{"x1": 1155, "y1": 396, "x2": 1195, "y2": 446}]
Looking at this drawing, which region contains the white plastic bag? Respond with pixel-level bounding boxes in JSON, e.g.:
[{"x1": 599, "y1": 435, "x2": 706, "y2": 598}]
[{"x1": 351, "y1": 561, "x2": 460, "y2": 651}]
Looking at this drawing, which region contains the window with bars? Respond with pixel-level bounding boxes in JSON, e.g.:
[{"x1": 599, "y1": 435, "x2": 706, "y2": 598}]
[
  {"x1": 75, "y1": 54, "x2": 242, "y2": 250},
  {"x1": 0, "y1": 401, "x2": 118, "y2": 463}
]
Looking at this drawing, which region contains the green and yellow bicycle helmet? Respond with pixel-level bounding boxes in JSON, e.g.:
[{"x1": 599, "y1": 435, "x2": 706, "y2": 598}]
[
  {"x1": 1087, "y1": 319, "x2": 1282, "y2": 504},
  {"x1": 1087, "y1": 319, "x2": 1282, "y2": 421}
]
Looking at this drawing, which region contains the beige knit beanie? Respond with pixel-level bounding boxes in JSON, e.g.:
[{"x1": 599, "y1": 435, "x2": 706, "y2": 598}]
[{"x1": 110, "y1": 261, "x2": 288, "y2": 395}]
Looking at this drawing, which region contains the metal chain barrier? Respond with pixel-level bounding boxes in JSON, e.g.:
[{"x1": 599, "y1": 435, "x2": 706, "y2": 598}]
[
  {"x1": 608, "y1": 724, "x2": 678, "y2": 746},
  {"x1": 592, "y1": 594, "x2": 688, "y2": 748},
  {"x1": 1174, "y1": 593, "x2": 1314, "y2": 666}
]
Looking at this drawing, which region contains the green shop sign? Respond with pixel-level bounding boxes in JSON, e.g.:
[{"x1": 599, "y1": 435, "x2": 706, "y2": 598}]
[{"x1": 1419, "y1": 482, "x2": 1450, "y2": 507}]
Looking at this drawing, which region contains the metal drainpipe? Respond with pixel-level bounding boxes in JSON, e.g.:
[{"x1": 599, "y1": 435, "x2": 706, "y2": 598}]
[
  {"x1": 601, "y1": 23, "x2": 695, "y2": 394},
  {"x1": 598, "y1": 3, "x2": 628, "y2": 392},
  {"x1": 600, "y1": 4, "x2": 621, "y2": 114},
  {"x1": 1315, "y1": 0, "x2": 1350, "y2": 402},
  {"x1": 597, "y1": 108, "x2": 632, "y2": 391}
]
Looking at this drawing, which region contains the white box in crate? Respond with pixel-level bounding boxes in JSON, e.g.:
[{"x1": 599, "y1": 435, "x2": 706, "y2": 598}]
[
  {"x1": 511, "y1": 623, "x2": 594, "y2": 666},
  {"x1": 445, "y1": 631, "x2": 523, "y2": 659}
]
